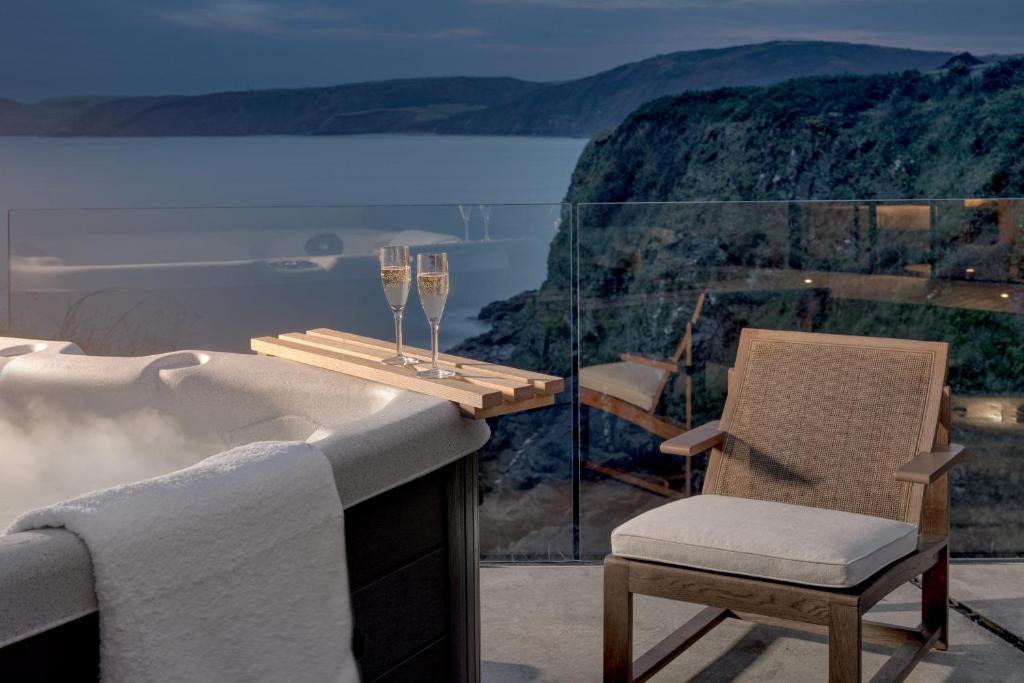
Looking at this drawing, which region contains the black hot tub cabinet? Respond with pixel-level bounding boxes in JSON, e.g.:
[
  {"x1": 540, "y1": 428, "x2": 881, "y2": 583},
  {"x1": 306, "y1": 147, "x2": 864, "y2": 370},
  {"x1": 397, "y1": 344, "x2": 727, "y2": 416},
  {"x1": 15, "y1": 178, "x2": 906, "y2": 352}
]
[
  {"x1": 346, "y1": 453, "x2": 481, "y2": 681},
  {"x1": 0, "y1": 340, "x2": 491, "y2": 682}
]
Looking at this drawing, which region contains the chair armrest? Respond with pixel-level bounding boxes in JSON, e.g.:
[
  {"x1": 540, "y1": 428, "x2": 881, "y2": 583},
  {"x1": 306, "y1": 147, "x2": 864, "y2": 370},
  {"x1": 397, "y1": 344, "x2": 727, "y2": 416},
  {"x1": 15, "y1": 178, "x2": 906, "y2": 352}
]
[
  {"x1": 894, "y1": 444, "x2": 966, "y2": 484},
  {"x1": 661, "y1": 420, "x2": 724, "y2": 456},
  {"x1": 619, "y1": 352, "x2": 678, "y2": 373}
]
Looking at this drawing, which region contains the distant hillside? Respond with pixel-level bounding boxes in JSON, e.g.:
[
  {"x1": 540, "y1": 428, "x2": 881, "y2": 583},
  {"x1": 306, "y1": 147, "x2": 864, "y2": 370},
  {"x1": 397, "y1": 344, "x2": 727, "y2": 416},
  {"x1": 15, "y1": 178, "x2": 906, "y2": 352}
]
[
  {"x1": 61, "y1": 77, "x2": 547, "y2": 136},
  {"x1": 0, "y1": 41, "x2": 974, "y2": 138},
  {"x1": 0, "y1": 96, "x2": 116, "y2": 135},
  {"x1": 20, "y1": 77, "x2": 549, "y2": 137},
  {"x1": 439, "y1": 41, "x2": 955, "y2": 137}
]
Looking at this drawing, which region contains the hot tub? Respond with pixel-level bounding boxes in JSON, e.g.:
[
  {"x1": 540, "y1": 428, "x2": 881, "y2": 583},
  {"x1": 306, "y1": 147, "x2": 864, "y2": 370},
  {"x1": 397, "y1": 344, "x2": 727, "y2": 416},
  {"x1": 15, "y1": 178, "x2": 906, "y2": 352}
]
[{"x1": 0, "y1": 337, "x2": 490, "y2": 681}]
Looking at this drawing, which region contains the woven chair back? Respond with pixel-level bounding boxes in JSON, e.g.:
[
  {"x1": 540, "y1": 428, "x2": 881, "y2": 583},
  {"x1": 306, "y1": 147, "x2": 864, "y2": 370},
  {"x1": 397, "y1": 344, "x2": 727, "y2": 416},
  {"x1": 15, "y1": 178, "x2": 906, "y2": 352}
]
[{"x1": 705, "y1": 329, "x2": 948, "y2": 521}]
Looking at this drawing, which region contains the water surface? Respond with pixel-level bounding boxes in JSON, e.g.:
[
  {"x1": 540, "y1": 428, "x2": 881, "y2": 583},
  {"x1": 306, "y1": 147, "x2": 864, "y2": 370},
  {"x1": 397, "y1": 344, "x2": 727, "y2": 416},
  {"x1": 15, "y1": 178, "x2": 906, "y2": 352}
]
[
  {"x1": 0, "y1": 135, "x2": 586, "y2": 348},
  {"x1": 0, "y1": 135, "x2": 587, "y2": 211}
]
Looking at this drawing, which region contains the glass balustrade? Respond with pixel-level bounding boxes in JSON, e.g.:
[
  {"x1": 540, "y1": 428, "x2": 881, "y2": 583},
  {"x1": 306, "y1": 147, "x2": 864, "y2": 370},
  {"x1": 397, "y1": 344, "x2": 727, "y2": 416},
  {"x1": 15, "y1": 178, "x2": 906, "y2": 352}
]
[
  {"x1": 6, "y1": 199, "x2": 1023, "y2": 559},
  {"x1": 577, "y1": 199, "x2": 1024, "y2": 559},
  {"x1": 7, "y1": 203, "x2": 575, "y2": 561}
]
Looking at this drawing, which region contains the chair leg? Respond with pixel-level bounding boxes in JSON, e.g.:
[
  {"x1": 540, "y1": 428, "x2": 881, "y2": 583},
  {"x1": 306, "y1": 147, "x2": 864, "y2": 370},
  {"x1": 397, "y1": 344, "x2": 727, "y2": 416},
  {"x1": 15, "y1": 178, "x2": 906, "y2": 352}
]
[
  {"x1": 604, "y1": 556, "x2": 633, "y2": 683},
  {"x1": 922, "y1": 545, "x2": 949, "y2": 650},
  {"x1": 828, "y1": 599, "x2": 862, "y2": 683}
]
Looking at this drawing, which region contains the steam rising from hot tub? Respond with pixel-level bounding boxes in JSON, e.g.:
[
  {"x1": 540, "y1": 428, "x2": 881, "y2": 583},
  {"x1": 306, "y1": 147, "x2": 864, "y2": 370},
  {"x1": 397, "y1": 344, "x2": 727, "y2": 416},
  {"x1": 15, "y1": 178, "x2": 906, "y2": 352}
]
[{"x1": 0, "y1": 399, "x2": 219, "y2": 530}]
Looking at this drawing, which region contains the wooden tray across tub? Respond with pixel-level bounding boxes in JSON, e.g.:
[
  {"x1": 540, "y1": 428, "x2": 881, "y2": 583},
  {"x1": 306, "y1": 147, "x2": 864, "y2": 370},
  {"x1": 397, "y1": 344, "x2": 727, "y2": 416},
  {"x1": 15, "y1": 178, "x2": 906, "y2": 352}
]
[{"x1": 251, "y1": 328, "x2": 564, "y2": 419}]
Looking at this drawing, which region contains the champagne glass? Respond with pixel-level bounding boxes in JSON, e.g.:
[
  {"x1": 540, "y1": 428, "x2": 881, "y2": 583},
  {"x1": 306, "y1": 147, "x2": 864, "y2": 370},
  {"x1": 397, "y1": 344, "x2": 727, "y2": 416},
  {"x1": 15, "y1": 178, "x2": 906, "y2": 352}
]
[
  {"x1": 478, "y1": 204, "x2": 492, "y2": 241},
  {"x1": 416, "y1": 252, "x2": 456, "y2": 379},
  {"x1": 379, "y1": 246, "x2": 418, "y2": 366},
  {"x1": 458, "y1": 204, "x2": 473, "y2": 242}
]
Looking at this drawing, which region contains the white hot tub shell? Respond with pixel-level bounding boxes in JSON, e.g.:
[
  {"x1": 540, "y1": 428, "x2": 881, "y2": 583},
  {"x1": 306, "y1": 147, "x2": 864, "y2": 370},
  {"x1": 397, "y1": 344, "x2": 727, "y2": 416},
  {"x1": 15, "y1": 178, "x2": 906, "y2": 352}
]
[{"x1": 0, "y1": 336, "x2": 490, "y2": 652}]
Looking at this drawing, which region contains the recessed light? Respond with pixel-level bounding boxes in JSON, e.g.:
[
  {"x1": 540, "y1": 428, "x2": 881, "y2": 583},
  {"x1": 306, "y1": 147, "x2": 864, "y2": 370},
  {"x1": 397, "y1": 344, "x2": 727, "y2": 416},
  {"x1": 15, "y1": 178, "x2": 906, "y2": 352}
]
[
  {"x1": 1000, "y1": 293, "x2": 1010, "y2": 299},
  {"x1": 803, "y1": 278, "x2": 814, "y2": 284}
]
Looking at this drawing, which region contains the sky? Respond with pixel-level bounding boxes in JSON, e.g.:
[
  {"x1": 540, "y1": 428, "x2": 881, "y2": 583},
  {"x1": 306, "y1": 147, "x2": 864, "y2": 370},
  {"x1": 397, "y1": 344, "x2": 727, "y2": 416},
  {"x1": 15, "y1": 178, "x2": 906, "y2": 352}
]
[{"x1": 3, "y1": 0, "x2": 1023, "y2": 101}]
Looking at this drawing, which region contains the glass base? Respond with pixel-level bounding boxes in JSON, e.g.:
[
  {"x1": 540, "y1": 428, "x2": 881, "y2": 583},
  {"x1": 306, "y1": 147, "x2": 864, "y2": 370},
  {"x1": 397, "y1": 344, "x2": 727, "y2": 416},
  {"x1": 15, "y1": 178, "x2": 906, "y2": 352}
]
[
  {"x1": 417, "y1": 367, "x2": 457, "y2": 379},
  {"x1": 383, "y1": 355, "x2": 420, "y2": 366}
]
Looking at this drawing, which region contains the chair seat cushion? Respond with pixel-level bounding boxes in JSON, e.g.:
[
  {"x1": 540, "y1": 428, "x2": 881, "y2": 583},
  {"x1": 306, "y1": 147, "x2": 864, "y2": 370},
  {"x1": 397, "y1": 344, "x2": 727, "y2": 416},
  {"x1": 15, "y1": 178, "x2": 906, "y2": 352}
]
[
  {"x1": 579, "y1": 361, "x2": 666, "y2": 412},
  {"x1": 611, "y1": 494, "x2": 919, "y2": 588}
]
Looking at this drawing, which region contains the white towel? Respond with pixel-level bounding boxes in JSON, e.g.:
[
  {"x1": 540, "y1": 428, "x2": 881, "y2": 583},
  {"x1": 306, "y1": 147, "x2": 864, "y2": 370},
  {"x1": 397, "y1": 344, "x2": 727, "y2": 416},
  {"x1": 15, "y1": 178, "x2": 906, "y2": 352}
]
[{"x1": 7, "y1": 441, "x2": 359, "y2": 683}]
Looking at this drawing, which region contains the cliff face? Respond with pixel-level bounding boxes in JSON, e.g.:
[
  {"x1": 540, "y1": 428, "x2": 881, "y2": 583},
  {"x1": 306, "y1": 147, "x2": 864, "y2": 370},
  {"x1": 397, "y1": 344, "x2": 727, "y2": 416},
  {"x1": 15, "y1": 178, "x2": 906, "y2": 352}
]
[
  {"x1": 458, "y1": 63, "x2": 1024, "y2": 551},
  {"x1": 462, "y1": 59, "x2": 1024, "y2": 375},
  {"x1": 560, "y1": 59, "x2": 1024, "y2": 361},
  {"x1": 565, "y1": 59, "x2": 1024, "y2": 206}
]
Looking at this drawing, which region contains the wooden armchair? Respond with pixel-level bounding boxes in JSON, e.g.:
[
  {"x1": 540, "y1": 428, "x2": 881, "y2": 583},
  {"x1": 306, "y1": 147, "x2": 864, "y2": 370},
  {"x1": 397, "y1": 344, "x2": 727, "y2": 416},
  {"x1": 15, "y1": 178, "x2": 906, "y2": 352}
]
[
  {"x1": 604, "y1": 328, "x2": 965, "y2": 682},
  {"x1": 580, "y1": 294, "x2": 705, "y2": 498}
]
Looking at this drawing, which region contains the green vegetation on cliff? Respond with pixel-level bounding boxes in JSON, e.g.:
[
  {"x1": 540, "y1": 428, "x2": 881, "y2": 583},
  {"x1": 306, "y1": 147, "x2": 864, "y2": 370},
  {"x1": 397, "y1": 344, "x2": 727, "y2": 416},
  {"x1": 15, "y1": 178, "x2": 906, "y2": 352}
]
[
  {"x1": 566, "y1": 58, "x2": 1024, "y2": 205},
  {"x1": 465, "y1": 58, "x2": 1024, "y2": 379}
]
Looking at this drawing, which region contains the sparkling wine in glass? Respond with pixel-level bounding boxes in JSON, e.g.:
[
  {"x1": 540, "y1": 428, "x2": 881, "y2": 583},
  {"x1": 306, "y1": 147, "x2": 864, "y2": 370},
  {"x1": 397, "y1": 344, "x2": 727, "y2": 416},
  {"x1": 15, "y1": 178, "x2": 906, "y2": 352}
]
[
  {"x1": 379, "y1": 246, "x2": 418, "y2": 366},
  {"x1": 458, "y1": 204, "x2": 473, "y2": 242},
  {"x1": 416, "y1": 252, "x2": 456, "y2": 379}
]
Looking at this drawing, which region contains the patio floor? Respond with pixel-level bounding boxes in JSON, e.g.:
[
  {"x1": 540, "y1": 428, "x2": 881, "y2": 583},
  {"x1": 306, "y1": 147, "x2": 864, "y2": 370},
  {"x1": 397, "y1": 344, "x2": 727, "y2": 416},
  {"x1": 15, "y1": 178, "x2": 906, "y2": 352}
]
[{"x1": 481, "y1": 562, "x2": 1024, "y2": 681}]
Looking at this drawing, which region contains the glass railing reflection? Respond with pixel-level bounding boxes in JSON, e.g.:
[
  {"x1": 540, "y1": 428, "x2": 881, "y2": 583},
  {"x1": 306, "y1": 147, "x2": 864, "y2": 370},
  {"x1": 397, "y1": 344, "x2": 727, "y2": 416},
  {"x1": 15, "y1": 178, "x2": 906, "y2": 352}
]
[
  {"x1": 8, "y1": 204, "x2": 568, "y2": 354},
  {"x1": 7, "y1": 203, "x2": 575, "y2": 561},
  {"x1": 577, "y1": 199, "x2": 1024, "y2": 559}
]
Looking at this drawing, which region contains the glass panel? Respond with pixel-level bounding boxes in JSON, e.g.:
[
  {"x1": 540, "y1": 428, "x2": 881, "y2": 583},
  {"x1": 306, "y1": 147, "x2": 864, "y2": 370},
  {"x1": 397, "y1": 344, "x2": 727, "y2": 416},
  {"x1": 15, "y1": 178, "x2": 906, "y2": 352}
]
[
  {"x1": 1, "y1": 211, "x2": 8, "y2": 330},
  {"x1": 7, "y1": 203, "x2": 574, "y2": 561},
  {"x1": 578, "y1": 200, "x2": 1024, "y2": 559},
  {"x1": 10, "y1": 198, "x2": 1022, "y2": 560},
  {"x1": 9, "y1": 205, "x2": 556, "y2": 352}
]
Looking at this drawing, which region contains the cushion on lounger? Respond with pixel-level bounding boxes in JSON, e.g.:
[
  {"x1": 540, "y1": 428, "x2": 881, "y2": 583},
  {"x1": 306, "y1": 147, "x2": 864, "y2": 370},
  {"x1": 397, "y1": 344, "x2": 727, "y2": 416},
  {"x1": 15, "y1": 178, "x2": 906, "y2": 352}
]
[
  {"x1": 611, "y1": 494, "x2": 918, "y2": 588},
  {"x1": 579, "y1": 361, "x2": 666, "y2": 412}
]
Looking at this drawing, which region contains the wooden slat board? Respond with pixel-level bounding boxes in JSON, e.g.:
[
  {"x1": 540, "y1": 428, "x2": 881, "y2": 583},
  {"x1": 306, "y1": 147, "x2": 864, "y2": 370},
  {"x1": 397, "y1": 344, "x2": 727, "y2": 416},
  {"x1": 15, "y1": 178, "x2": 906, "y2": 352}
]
[
  {"x1": 252, "y1": 329, "x2": 563, "y2": 419},
  {"x1": 461, "y1": 393, "x2": 555, "y2": 420},
  {"x1": 280, "y1": 333, "x2": 536, "y2": 401},
  {"x1": 307, "y1": 328, "x2": 565, "y2": 394}
]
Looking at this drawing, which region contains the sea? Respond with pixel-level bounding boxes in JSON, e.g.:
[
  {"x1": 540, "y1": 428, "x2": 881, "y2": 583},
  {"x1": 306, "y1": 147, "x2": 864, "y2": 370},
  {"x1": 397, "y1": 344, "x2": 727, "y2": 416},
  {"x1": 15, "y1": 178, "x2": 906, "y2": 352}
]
[
  {"x1": 0, "y1": 135, "x2": 588, "y2": 350},
  {"x1": 0, "y1": 135, "x2": 586, "y2": 210}
]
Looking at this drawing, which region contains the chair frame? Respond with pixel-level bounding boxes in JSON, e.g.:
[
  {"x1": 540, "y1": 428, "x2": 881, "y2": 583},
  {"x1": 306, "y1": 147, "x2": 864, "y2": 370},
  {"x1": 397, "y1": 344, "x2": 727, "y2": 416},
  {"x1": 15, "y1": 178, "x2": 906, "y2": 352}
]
[
  {"x1": 581, "y1": 294, "x2": 706, "y2": 498},
  {"x1": 604, "y1": 332, "x2": 966, "y2": 682}
]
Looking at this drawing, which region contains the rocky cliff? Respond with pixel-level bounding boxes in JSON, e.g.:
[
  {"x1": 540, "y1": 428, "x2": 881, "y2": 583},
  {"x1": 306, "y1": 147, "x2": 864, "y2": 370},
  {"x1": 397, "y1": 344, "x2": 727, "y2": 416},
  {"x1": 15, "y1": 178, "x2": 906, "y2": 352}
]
[{"x1": 461, "y1": 60, "x2": 1024, "y2": 555}]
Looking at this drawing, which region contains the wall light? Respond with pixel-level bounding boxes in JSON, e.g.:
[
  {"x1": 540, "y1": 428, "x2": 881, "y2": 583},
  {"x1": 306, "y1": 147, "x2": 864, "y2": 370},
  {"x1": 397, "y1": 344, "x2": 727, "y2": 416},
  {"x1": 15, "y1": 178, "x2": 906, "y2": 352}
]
[
  {"x1": 803, "y1": 278, "x2": 814, "y2": 284},
  {"x1": 965, "y1": 267, "x2": 976, "y2": 274},
  {"x1": 1000, "y1": 293, "x2": 1010, "y2": 299}
]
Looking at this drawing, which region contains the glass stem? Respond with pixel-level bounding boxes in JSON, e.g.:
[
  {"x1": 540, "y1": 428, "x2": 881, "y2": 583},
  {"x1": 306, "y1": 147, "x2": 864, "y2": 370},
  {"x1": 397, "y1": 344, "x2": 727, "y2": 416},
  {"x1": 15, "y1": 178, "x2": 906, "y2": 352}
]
[
  {"x1": 393, "y1": 308, "x2": 404, "y2": 357},
  {"x1": 431, "y1": 321, "x2": 440, "y2": 370}
]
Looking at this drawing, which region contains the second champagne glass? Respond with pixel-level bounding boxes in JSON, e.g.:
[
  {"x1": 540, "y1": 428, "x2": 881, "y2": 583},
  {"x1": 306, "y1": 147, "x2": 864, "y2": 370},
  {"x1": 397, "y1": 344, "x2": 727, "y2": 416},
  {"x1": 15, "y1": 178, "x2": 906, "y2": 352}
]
[
  {"x1": 416, "y1": 252, "x2": 456, "y2": 379},
  {"x1": 379, "y1": 245, "x2": 418, "y2": 366}
]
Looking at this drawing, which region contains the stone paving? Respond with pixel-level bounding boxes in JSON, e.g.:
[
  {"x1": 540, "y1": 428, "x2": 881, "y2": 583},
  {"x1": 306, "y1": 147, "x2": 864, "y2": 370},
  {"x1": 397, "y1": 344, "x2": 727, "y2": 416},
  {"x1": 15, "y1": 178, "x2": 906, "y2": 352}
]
[{"x1": 481, "y1": 563, "x2": 1024, "y2": 681}]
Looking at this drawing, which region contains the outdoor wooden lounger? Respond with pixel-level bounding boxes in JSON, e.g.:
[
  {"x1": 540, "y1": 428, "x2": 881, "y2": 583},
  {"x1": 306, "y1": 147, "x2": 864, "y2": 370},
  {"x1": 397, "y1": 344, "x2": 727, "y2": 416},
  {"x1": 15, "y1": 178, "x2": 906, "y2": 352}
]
[{"x1": 604, "y1": 328, "x2": 965, "y2": 682}]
